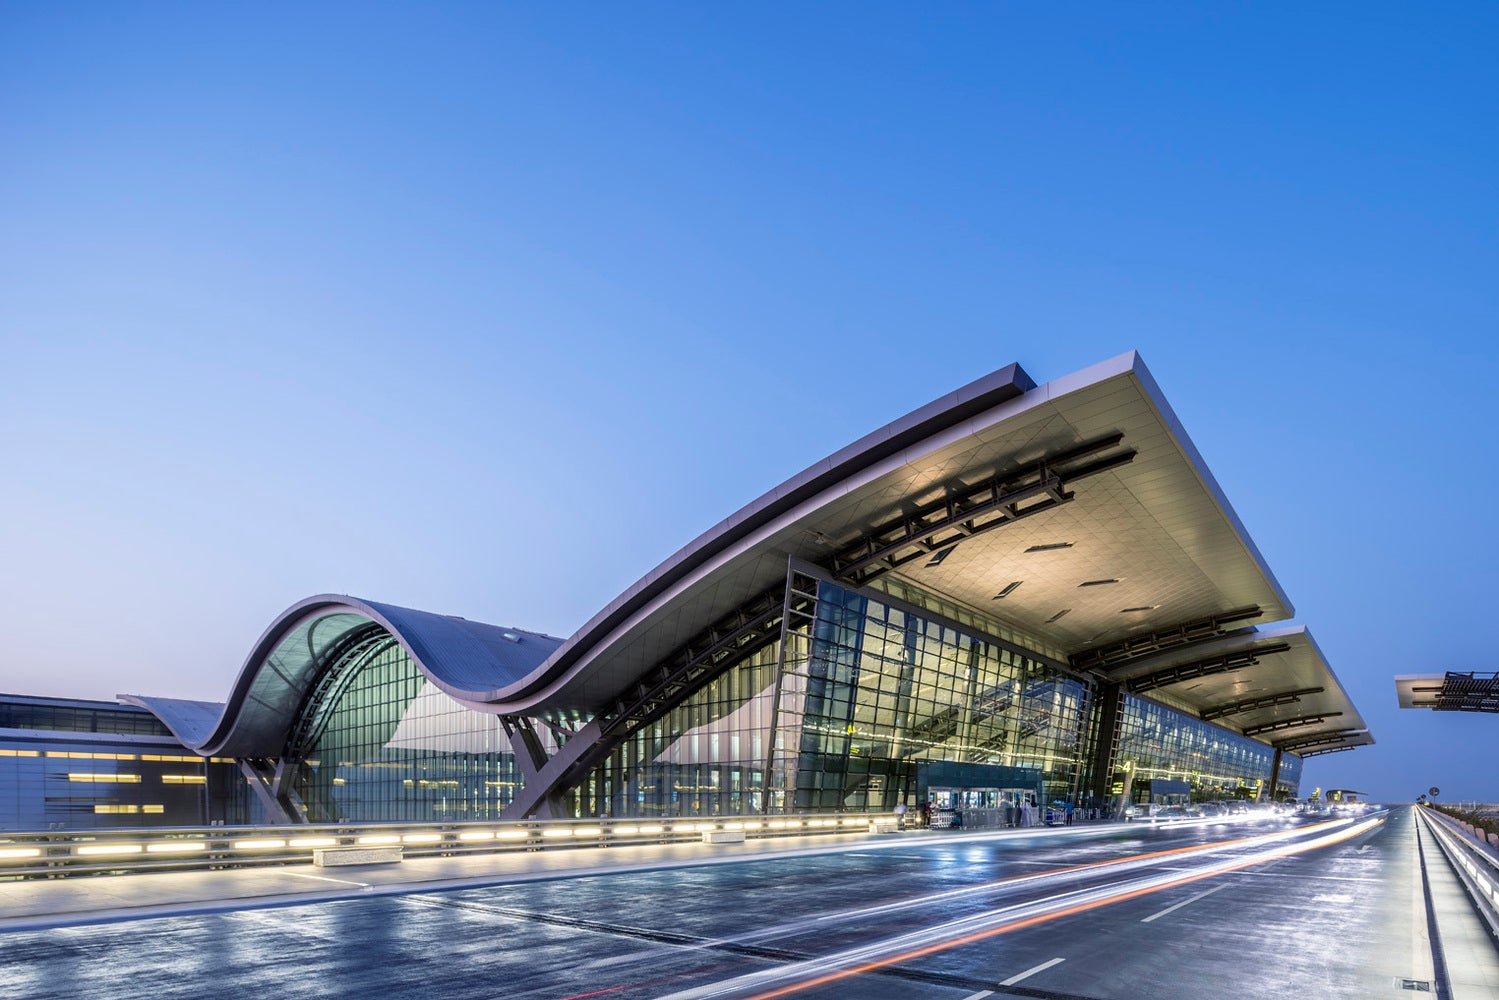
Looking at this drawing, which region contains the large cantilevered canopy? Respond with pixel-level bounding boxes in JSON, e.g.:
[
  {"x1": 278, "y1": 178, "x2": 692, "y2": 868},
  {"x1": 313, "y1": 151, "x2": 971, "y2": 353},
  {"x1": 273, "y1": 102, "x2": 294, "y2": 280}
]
[
  {"x1": 1102, "y1": 625, "x2": 1369, "y2": 754},
  {"x1": 130, "y1": 351, "x2": 1369, "y2": 760},
  {"x1": 468, "y1": 351, "x2": 1304, "y2": 719}
]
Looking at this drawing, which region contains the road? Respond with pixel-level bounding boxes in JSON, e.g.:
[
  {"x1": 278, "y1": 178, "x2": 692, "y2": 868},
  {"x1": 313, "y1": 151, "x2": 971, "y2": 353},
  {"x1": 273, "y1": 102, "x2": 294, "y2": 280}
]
[{"x1": 0, "y1": 807, "x2": 1437, "y2": 999}]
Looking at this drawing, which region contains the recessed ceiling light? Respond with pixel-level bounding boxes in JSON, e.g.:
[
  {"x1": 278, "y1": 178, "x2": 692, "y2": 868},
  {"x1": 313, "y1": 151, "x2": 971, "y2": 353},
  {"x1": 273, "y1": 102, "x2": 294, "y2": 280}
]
[
  {"x1": 993, "y1": 581, "x2": 1022, "y2": 600},
  {"x1": 1078, "y1": 579, "x2": 1120, "y2": 587},
  {"x1": 926, "y1": 546, "x2": 956, "y2": 567},
  {"x1": 1119, "y1": 606, "x2": 1157, "y2": 614},
  {"x1": 1026, "y1": 542, "x2": 1073, "y2": 553},
  {"x1": 1045, "y1": 609, "x2": 1072, "y2": 623}
]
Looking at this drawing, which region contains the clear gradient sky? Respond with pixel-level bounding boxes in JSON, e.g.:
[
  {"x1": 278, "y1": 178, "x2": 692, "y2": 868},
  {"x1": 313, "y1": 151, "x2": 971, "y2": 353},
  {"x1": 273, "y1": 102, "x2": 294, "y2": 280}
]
[{"x1": 3, "y1": 5, "x2": 1495, "y2": 803}]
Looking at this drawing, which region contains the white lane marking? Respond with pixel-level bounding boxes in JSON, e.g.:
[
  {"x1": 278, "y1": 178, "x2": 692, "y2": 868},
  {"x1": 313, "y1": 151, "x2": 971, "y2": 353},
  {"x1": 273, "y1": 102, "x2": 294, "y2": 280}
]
[
  {"x1": 999, "y1": 958, "x2": 1064, "y2": 986},
  {"x1": 277, "y1": 870, "x2": 370, "y2": 887},
  {"x1": 960, "y1": 991, "x2": 994, "y2": 999},
  {"x1": 1141, "y1": 882, "x2": 1229, "y2": 922}
]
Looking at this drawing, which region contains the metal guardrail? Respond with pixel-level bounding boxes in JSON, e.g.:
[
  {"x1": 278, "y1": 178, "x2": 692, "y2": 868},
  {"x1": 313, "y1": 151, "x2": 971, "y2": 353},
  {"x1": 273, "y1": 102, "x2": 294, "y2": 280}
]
[
  {"x1": 0, "y1": 813, "x2": 895, "y2": 880},
  {"x1": 1417, "y1": 805, "x2": 1499, "y2": 940}
]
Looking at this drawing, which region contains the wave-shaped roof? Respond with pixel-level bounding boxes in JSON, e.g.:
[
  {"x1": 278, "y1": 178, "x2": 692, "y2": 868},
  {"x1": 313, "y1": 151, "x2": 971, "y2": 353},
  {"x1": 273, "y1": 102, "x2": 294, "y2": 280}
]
[
  {"x1": 128, "y1": 351, "x2": 1368, "y2": 755},
  {"x1": 121, "y1": 596, "x2": 562, "y2": 756}
]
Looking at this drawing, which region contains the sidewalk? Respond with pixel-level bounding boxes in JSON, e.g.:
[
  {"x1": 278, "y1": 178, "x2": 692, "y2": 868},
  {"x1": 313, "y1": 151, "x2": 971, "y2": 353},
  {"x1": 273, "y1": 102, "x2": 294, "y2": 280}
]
[
  {"x1": 0, "y1": 823, "x2": 1125, "y2": 934},
  {"x1": 1415, "y1": 807, "x2": 1499, "y2": 999}
]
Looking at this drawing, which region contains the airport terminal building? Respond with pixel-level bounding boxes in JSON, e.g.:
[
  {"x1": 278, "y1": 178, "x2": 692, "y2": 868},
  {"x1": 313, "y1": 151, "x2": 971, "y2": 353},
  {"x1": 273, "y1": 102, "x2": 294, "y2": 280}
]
[{"x1": 2, "y1": 353, "x2": 1372, "y2": 830}]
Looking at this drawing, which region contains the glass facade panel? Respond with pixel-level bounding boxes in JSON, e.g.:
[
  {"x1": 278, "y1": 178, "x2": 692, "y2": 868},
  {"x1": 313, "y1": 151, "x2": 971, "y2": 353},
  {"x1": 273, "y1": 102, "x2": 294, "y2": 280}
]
[
  {"x1": 1114, "y1": 692, "x2": 1302, "y2": 802},
  {"x1": 578, "y1": 645, "x2": 781, "y2": 818},
  {"x1": 581, "y1": 580, "x2": 1094, "y2": 818},
  {"x1": 289, "y1": 640, "x2": 525, "y2": 822},
  {"x1": 792, "y1": 582, "x2": 1091, "y2": 810}
]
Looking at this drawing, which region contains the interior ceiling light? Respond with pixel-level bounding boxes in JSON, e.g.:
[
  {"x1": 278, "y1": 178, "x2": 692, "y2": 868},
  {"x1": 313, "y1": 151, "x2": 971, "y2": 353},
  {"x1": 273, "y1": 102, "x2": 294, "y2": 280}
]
[
  {"x1": 926, "y1": 546, "x2": 956, "y2": 567},
  {"x1": 1078, "y1": 579, "x2": 1120, "y2": 587},
  {"x1": 993, "y1": 581, "x2": 1022, "y2": 600},
  {"x1": 1026, "y1": 542, "x2": 1073, "y2": 553},
  {"x1": 1045, "y1": 609, "x2": 1072, "y2": 623},
  {"x1": 1119, "y1": 606, "x2": 1157, "y2": 613}
]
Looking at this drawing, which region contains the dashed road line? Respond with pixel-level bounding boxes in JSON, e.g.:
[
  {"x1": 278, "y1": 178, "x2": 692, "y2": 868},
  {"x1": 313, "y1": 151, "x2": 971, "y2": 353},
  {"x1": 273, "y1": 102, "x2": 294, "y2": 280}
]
[
  {"x1": 999, "y1": 957, "x2": 1064, "y2": 986},
  {"x1": 277, "y1": 871, "x2": 370, "y2": 887},
  {"x1": 1141, "y1": 882, "x2": 1229, "y2": 923}
]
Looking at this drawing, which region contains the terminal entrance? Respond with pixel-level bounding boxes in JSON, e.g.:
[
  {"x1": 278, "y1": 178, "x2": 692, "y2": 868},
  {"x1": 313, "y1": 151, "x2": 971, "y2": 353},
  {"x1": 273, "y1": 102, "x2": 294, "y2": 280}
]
[
  {"x1": 914, "y1": 760, "x2": 1046, "y2": 829},
  {"x1": 927, "y1": 786, "x2": 1040, "y2": 828}
]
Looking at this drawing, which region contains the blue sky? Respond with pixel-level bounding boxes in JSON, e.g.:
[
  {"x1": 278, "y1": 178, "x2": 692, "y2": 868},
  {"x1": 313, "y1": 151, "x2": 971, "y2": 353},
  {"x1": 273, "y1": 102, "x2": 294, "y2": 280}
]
[{"x1": 3, "y1": 4, "x2": 1495, "y2": 803}]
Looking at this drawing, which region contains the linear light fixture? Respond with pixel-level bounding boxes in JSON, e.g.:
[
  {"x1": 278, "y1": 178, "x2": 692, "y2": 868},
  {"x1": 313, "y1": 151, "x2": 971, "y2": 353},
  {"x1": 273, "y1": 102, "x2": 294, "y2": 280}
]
[
  {"x1": 1026, "y1": 542, "x2": 1073, "y2": 553},
  {"x1": 993, "y1": 581, "x2": 1022, "y2": 599},
  {"x1": 926, "y1": 546, "x2": 957, "y2": 567}
]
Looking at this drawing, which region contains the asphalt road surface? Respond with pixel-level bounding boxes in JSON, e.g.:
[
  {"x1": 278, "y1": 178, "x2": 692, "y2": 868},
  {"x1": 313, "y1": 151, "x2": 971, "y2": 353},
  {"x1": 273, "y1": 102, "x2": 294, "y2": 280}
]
[{"x1": 0, "y1": 808, "x2": 1434, "y2": 1000}]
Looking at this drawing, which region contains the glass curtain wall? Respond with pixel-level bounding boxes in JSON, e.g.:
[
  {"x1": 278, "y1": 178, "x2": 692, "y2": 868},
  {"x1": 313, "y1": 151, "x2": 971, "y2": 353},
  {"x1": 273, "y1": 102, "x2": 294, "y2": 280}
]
[
  {"x1": 271, "y1": 598, "x2": 1303, "y2": 822},
  {"x1": 793, "y1": 582, "x2": 1091, "y2": 811},
  {"x1": 575, "y1": 644, "x2": 782, "y2": 818},
  {"x1": 289, "y1": 639, "x2": 525, "y2": 822},
  {"x1": 1277, "y1": 752, "x2": 1304, "y2": 798},
  {"x1": 578, "y1": 579, "x2": 1093, "y2": 818},
  {"x1": 1113, "y1": 693, "x2": 1299, "y2": 801}
]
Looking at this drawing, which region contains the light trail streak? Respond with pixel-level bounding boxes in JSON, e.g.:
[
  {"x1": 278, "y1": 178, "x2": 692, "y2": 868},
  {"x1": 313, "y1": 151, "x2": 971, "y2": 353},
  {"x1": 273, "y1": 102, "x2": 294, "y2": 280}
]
[
  {"x1": 673, "y1": 816, "x2": 1355, "y2": 956},
  {"x1": 659, "y1": 815, "x2": 1383, "y2": 1000}
]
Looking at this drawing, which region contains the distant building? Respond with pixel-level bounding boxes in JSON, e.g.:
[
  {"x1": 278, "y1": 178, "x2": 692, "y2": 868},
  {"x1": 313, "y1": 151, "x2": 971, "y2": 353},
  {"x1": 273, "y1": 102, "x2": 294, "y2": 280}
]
[
  {"x1": 0, "y1": 694, "x2": 251, "y2": 830},
  {"x1": 9, "y1": 353, "x2": 1374, "y2": 831}
]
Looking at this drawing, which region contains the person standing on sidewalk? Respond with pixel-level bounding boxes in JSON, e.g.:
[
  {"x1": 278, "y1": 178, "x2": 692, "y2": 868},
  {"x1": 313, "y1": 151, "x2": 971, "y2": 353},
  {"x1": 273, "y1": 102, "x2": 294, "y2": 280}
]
[{"x1": 1065, "y1": 800, "x2": 1075, "y2": 826}]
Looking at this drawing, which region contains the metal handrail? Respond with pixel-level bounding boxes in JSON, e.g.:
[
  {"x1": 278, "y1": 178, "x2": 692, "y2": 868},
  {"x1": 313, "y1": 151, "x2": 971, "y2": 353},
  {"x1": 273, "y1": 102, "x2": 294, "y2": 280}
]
[
  {"x1": 1417, "y1": 805, "x2": 1499, "y2": 938},
  {"x1": 0, "y1": 812, "x2": 896, "y2": 880}
]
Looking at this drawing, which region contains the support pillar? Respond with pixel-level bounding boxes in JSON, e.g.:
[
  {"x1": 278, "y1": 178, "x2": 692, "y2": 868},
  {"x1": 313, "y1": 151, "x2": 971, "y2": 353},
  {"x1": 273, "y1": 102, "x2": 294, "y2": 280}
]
[
  {"x1": 1267, "y1": 746, "x2": 1283, "y2": 801},
  {"x1": 1087, "y1": 681, "x2": 1122, "y2": 804}
]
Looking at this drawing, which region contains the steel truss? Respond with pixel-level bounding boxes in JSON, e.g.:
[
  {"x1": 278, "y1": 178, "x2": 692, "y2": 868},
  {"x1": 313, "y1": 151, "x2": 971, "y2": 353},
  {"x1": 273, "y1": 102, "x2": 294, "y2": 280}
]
[
  {"x1": 826, "y1": 435, "x2": 1136, "y2": 588},
  {"x1": 1430, "y1": 670, "x2": 1499, "y2": 713},
  {"x1": 499, "y1": 570, "x2": 820, "y2": 819},
  {"x1": 1200, "y1": 687, "x2": 1325, "y2": 722},
  {"x1": 1071, "y1": 607, "x2": 1265, "y2": 673},
  {"x1": 1240, "y1": 712, "x2": 1342, "y2": 738},
  {"x1": 1298, "y1": 745, "x2": 1358, "y2": 758},
  {"x1": 1274, "y1": 728, "x2": 1370, "y2": 754},
  {"x1": 1123, "y1": 642, "x2": 1291, "y2": 695}
]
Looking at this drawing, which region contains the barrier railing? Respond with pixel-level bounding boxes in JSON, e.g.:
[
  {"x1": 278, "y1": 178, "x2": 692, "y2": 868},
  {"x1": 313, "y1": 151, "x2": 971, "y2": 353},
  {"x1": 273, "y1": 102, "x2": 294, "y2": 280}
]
[
  {"x1": 0, "y1": 813, "x2": 895, "y2": 880},
  {"x1": 1417, "y1": 805, "x2": 1499, "y2": 939}
]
